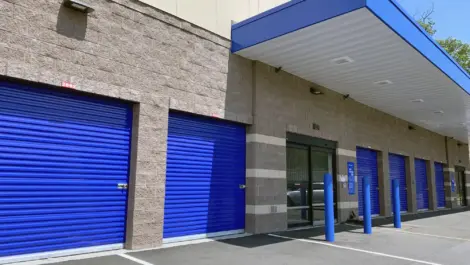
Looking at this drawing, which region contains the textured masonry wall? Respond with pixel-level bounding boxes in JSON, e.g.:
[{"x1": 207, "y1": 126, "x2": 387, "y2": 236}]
[
  {"x1": 1, "y1": 0, "x2": 469, "y2": 246},
  {"x1": 0, "y1": 0, "x2": 252, "y2": 249},
  {"x1": 247, "y1": 61, "x2": 469, "y2": 231}
]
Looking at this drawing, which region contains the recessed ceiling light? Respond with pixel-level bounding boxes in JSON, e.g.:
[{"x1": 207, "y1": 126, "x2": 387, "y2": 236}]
[
  {"x1": 411, "y1": 99, "x2": 424, "y2": 103},
  {"x1": 434, "y1": 110, "x2": 444, "y2": 114},
  {"x1": 331, "y1": 56, "x2": 354, "y2": 65},
  {"x1": 374, "y1": 80, "x2": 393, "y2": 86}
]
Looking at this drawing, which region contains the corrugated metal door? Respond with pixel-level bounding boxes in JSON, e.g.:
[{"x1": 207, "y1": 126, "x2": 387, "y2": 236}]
[
  {"x1": 163, "y1": 112, "x2": 246, "y2": 242},
  {"x1": 434, "y1": 162, "x2": 445, "y2": 208},
  {"x1": 357, "y1": 148, "x2": 380, "y2": 216},
  {"x1": 0, "y1": 81, "x2": 132, "y2": 258},
  {"x1": 415, "y1": 159, "x2": 429, "y2": 210},
  {"x1": 389, "y1": 154, "x2": 407, "y2": 212}
]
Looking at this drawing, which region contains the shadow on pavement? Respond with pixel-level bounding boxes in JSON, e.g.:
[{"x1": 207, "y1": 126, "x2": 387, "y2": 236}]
[
  {"x1": 218, "y1": 224, "x2": 359, "y2": 248},
  {"x1": 216, "y1": 234, "x2": 292, "y2": 248},
  {"x1": 351, "y1": 207, "x2": 470, "y2": 227},
  {"x1": 217, "y1": 208, "x2": 470, "y2": 248}
]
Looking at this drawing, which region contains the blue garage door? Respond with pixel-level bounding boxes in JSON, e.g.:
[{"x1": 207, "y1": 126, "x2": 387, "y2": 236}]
[
  {"x1": 415, "y1": 159, "x2": 429, "y2": 210},
  {"x1": 164, "y1": 112, "x2": 246, "y2": 242},
  {"x1": 0, "y1": 81, "x2": 132, "y2": 258},
  {"x1": 389, "y1": 154, "x2": 408, "y2": 212},
  {"x1": 357, "y1": 148, "x2": 380, "y2": 216},
  {"x1": 434, "y1": 162, "x2": 445, "y2": 208}
]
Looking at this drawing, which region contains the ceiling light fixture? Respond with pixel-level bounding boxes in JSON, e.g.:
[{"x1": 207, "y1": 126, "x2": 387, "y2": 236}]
[
  {"x1": 434, "y1": 110, "x2": 444, "y2": 114},
  {"x1": 331, "y1": 56, "x2": 354, "y2": 65},
  {"x1": 374, "y1": 80, "x2": 393, "y2": 86},
  {"x1": 411, "y1": 99, "x2": 424, "y2": 103},
  {"x1": 63, "y1": 0, "x2": 94, "y2": 13}
]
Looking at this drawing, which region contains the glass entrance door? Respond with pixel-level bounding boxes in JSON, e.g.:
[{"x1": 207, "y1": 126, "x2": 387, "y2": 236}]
[
  {"x1": 311, "y1": 148, "x2": 334, "y2": 226},
  {"x1": 287, "y1": 144, "x2": 311, "y2": 228},
  {"x1": 286, "y1": 143, "x2": 335, "y2": 228},
  {"x1": 455, "y1": 168, "x2": 467, "y2": 206}
]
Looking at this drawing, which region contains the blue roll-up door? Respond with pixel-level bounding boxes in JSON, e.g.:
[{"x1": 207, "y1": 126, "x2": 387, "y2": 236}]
[
  {"x1": 415, "y1": 159, "x2": 429, "y2": 210},
  {"x1": 164, "y1": 112, "x2": 246, "y2": 242},
  {"x1": 357, "y1": 148, "x2": 380, "y2": 216},
  {"x1": 0, "y1": 81, "x2": 132, "y2": 258},
  {"x1": 389, "y1": 154, "x2": 408, "y2": 212},
  {"x1": 434, "y1": 162, "x2": 445, "y2": 208}
]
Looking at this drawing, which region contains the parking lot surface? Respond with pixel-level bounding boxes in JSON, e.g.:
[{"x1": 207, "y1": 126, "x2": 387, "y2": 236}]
[{"x1": 17, "y1": 210, "x2": 470, "y2": 265}]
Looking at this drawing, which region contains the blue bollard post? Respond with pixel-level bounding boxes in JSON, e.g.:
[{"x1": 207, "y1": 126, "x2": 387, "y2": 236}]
[
  {"x1": 363, "y1": 176, "x2": 372, "y2": 234},
  {"x1": 392, "y1": 178, "x2": 401, "y2": 228},
  {"x1": 324, "y1": 173, "x2": 334, "y2": 242}
]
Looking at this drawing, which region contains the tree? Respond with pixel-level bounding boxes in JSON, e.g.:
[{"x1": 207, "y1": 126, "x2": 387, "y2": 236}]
[{"x1": 417, "y1": 6, "x2": 470, "y2": 74}]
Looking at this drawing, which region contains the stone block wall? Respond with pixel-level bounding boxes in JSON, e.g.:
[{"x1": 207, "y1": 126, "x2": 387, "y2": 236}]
[
  {"x1": 245, "y1": 61, "x2": 470, "y2": 232},
  {"x1": 1, "y1": 0, "x2": 469, "y2": 248},
  {"x1": 0, "y1": 0, "x2": 252, "y2": 249}
]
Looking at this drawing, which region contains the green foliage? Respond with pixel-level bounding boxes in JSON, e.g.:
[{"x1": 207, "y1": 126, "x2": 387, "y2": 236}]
[
  {"x1": 418, "y1": 20, "x2": 436, "y2": 36},
  {"x1": 418, "y1": 17, "x2": 470, "y2": 74},
  {"x1": 438, "y1": 38, "x2": 470, "y2": 72}
]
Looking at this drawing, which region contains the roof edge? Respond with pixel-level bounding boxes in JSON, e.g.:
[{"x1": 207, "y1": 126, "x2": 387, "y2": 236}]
[
  {"x1": 231, "y1": 0, "x2": 367, "y2": 53},
  {"x1": 366, "y1": 0, "x2": 470, "y2": 95}
]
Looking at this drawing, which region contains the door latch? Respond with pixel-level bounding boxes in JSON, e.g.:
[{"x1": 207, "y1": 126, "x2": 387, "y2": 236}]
[
  {"x1": 117, "y1": 183, "x2": 128, "y2": 190},
  {"x1": 239, "y1": 184, "x2": 246, "y2": 189}
]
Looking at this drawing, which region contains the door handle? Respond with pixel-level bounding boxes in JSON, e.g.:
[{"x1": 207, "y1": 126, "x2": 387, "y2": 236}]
[
  {"x1": 117, "y1": 183, "x2": 128, "y2": 190},
  {"x1": 239, "y1": 184, "x2": 246, "y2": 189}
]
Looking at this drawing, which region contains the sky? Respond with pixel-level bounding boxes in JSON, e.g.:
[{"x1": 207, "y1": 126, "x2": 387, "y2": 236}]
[{"x1": 396, "y1": 0, "x2": 469, "y2": 43}]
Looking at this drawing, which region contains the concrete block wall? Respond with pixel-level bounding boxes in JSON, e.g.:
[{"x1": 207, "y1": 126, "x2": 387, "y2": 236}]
[
  {"x1": 1, "y1": 0, "x2": 469, "y2": 247},
  {"x1": 336, "y1": 148, "x2": 357, "y2": 221},
  {"x1": 246, "y1": 61, "x2": 470, "y2": 231},
  {"x1": 0, "y1": 0, "x2": 252, "y2": 249},
  {"x1": 444, "y1": 138, "x2": 470, "y2": 207}
]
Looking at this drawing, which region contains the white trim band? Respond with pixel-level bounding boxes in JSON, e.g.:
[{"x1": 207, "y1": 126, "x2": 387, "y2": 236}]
[
  {"x1": 246, "y1": 204, "x2": 287, "y2": 214},
  {"x1": 246, "y1": 134, "x2": 286, "y2": 146},
  {"x1": 0, "y1": 244, "x2": 123, "y2": 264},
  {"x1": 444, "y1": 168, "x2": 455, "y2": 172},
  {"x1": 246, "y1": 169, "x2": 286, "y2": 179},
  {"x1": 162, "y1": 229, "x2": 245, "y2": 244},
  {"x1": 338, "y1": 201, "x2": 358, "y2": 209},
  {"x1": 337, "y1": 148, "x2": 356, "y2": 158},
  {"x1": 465, "y1": 171, "x2": 470, "y2": 175}
]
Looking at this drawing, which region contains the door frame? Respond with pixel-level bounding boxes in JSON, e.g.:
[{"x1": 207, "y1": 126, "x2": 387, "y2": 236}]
[
  {"x1": 455, "y1": 166, "x2": 467, "y2": 206},
  {"x1": 286, "y1": 133, "x2": 338, "y2": 227}
]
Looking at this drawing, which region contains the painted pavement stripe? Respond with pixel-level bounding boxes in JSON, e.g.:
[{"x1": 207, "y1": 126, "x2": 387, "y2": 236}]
[
  {"x1": 267, "y1": 234, "x2": 443, "y2": 265},
  {"x1": 118, "y1": 254, "x2": 154, "y2": 265}
]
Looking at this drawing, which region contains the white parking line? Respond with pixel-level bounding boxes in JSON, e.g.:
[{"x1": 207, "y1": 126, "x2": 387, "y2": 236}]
[
  {"x1": 377, "y1": 227, "x2": 470, "y2": 242},
  {"x1": 118, "y1": 254, "x2": 154, "y2": 265},
  {"x1": 11, "y1": 233, "x2": 251, "y2": 265},
  {"x1": 401, "y1": 223, "x2": 470, "y2": 232},
  {"x1": 267, "y1": 234, "x2": 443, "y2": 265}
]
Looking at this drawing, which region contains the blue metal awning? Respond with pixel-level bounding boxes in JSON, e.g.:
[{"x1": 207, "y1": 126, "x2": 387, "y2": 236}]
[{"x1": 232, "y1": 0, "x2": 470, "y2": 142}]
